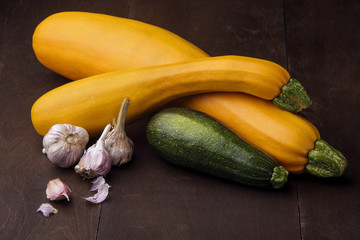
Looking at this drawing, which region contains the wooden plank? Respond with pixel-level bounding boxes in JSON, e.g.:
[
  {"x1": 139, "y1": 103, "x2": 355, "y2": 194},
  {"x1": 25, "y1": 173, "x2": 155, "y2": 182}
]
[
  {"x1": 0, "y1": 1, "x2": 129, "y2": 239},
  {"x1": 285, "y1": 0, "x2": 360, "y2": 239},
  {"x1": 98, "y1": 119, "x2": 300, "y2": 240},
  {"x1": 97, "y1": 1, "x2": 300, "y2": 239},
  {"x1": 127, "y1": 0, "x2": 288, "y2": 64}
]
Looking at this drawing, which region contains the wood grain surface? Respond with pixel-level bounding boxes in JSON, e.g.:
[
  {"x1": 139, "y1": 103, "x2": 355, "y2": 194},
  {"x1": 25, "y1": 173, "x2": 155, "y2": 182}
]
[{"x1": 0, "y1": 0, "x2": 359, "y2": 239}]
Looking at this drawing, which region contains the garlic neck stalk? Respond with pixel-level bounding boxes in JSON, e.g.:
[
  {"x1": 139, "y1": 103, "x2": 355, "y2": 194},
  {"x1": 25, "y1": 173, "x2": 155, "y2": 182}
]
[
  {"x1": 105, "y1": 98, "x2": 134, "y2": 166},
  {"x1": 111, "y1": 98, "x2": 130, "y2": 138},
  {"x1": 97, "y1": 123, "x2": 111, "y2": 149}
]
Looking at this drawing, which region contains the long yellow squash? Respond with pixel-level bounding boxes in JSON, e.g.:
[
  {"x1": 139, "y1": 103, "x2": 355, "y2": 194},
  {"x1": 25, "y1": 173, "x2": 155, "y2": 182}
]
[
  {"x1": 31, "y1": 55, "x2": 308, "y2": 136},
  {"x1": 32, "y1": 11, "x2": 209, "y2": 80},
  {"x1": 32, "y1": 11, "x2": 311, "y2": 113},
  {"x1": 173, "y1": 92, "x2": 346, "y2": 177}
]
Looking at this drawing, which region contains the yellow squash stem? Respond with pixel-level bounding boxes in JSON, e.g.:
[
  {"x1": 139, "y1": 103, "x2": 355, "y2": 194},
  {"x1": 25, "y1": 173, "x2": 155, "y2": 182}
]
[
  {"x1": 31, "y1": 56, "x2": 310, "y2": 137},
  {"x1": 173, "y1": 92, "x2": 346, "y2": 177}
]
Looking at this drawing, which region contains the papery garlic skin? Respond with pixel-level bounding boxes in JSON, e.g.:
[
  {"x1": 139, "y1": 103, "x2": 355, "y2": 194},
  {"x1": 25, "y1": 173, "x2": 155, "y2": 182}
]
[
  {"x1": 37, "y1": 203, "x2": 58, "y2": 217},
  {"x1": 75, "y1": 124, "x2": 112, "y2": 179},
  {"x1": 43, "y1": 124, "x2": 89, "y2": 168},
  {"x1": 46, "y1": 178, "x2": 72, "y2": 201},
  {"x1": 90, "y1": 176, "x2": 107, "y2": 191},
  {"x1": 83, "y1": 176, "x2": 111, "y2": 204},
  {"x1": 105, "y1": 98, "x2": 134, "y2": 166},
  {"x1": 83, "y1": 183, "x2": 110, "y2": 204}
]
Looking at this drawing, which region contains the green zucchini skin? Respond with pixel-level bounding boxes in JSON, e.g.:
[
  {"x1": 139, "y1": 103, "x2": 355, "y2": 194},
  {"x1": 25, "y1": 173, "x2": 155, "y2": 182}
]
[{"x1": 146, "y1": 107, "x2": 288, "y2": 188}]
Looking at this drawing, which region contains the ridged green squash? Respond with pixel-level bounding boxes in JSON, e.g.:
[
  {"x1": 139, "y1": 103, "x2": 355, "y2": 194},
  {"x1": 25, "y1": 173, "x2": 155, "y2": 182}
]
[{"x1": 146, "y1": 108, "x2": 288, "y2": 188}]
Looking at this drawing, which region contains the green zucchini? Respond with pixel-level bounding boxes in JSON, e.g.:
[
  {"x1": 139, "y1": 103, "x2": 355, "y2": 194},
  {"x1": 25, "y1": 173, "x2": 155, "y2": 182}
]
[{"x1": 146, "y1": 107, "x2": 288, "y2": 188}]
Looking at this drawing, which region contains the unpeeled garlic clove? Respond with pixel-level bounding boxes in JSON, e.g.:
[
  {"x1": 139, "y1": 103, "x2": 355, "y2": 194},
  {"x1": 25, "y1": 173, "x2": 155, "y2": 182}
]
[
  {"x1": 75, "y1": 124, "x2": 112, "y2": 179},
  {"x1": 43, "y1": 124, "x2": 89, "y2": 168},
  {"x1": 46, "y1": 178, "x2": 71, "y2": 201},
  {"x1": 105, "y1": 98, "x2": 134, "y2": 166}
]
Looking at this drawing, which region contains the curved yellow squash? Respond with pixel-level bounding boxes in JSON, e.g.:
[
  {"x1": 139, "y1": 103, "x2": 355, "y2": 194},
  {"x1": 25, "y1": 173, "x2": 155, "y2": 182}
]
[
  {"x1": 31, "y1": 55, "x2": 290, "y2": 136},
  {"x1": 32, "y1": 11, "x2": 209, "y2": 80},
  {"x1": 174, "y1": 92, "x2": 321, "y2": 173}
]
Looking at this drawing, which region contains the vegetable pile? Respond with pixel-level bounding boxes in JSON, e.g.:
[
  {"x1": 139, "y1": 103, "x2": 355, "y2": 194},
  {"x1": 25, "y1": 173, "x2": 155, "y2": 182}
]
[{"x1": 32, "y1": 11, "x2": 347, "y2": 216}]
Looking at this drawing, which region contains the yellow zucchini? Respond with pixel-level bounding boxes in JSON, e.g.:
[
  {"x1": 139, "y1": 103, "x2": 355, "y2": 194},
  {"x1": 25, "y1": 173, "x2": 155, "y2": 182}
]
[
  {"x1": 32, "y1": 11, "x2": 209, "y2": 80},
  {"x1": 33, "y1": 11, "x2": 311, "y2": 114},
  {"x1": 31, "y1": 55, "x2": 304, "y2": 136},
  {"x1": 173, "y1": 92, "x2": 346, "y2": 177}
]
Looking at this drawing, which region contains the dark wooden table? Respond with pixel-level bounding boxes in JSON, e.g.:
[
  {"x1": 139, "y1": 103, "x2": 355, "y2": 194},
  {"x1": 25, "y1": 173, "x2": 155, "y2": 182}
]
[{"x1": 1, "y1": 0, "x2": 359, "y2": 239}]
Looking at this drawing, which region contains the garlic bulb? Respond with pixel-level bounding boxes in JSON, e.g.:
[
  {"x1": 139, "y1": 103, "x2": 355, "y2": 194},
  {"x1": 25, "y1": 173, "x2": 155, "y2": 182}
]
[
  {"x1": 46, "y1": 178, "x2": 71, "y2": 201},
  {"x1": 42, "y1": 124, "x2": 89, "y2": 168},
  {"x1": 105, "y1": 98, "x2": 134, "y2": 166},
  {"x1": 75, "y1": 124, "x2": 112, "y2": 179}
]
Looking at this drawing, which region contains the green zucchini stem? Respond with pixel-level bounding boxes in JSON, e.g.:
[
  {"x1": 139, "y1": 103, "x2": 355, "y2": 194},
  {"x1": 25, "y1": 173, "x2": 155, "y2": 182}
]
[
  {"x1": 306, "y1": 140, "x2": 347, "y2": 177},
  {"x1": 270, "y1": 166, "x2": 289, "y2": 189},
  {"x1": 272, "y1": 78, "x2": 312, "y2": 112}
]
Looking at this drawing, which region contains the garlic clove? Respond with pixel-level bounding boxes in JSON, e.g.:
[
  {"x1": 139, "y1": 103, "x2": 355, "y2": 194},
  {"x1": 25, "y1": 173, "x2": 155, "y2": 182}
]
[
  {"x1": 105, "y1": 98, "x2": 134, "y2": 166},
  {"x1": 37, "y1": 203, "x2": 58, "y2": 217},
  {"x1": 46, "y1": 178, "x2": 72, "y2": 201},
  {"x1": 83, "y1": 177, "x2": 111, "y2": 204},
  {"x1": 75, "y1": 124, "x2": 112, "y2": 179},
  {"x1": 43, "y1": 124, "x2": 89, "y2": 168}
]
